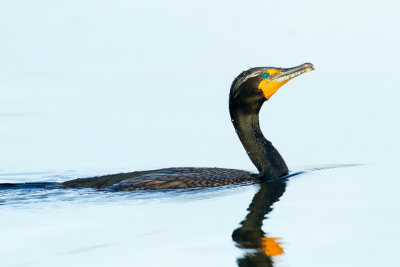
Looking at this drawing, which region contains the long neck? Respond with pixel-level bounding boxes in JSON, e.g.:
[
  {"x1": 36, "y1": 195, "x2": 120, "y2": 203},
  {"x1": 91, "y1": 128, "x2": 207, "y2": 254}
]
[{"x1": 231, "y1": 110, "x2": 288, "y2": 179}]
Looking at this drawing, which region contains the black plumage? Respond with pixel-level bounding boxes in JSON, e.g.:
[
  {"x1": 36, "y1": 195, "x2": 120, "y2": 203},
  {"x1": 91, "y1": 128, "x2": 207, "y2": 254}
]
[{"x1": 62, "y1": 63, "x2": 314, "y2": 190}]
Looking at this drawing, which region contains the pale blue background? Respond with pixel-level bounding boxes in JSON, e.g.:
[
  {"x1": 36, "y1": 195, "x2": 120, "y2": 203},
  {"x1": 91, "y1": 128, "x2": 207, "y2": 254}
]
[{"x1": 1, "y1": 0, "x2": 399, "y2": 174}]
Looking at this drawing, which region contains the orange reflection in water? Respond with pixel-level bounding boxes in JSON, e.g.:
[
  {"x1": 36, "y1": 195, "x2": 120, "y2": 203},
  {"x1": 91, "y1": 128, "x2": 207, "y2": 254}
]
[{"x1": 261, "y1": 237, "x2": 284, "y2": 257}]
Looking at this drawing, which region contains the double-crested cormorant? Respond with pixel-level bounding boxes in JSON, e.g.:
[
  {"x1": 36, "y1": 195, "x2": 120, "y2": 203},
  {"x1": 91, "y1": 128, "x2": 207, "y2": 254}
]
[
  {"x1": 0, "y1": 63, "x2": 314, "y2": 191},
  {"x1": 61, "y1": 63, "x2": 314, "y2": 190}
]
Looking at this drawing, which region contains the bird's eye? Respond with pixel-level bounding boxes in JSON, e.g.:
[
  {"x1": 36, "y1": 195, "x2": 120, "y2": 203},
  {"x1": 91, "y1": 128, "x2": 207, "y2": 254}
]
[{"x1": 262, "y1": 72, "x2": 270, "y2": 79}]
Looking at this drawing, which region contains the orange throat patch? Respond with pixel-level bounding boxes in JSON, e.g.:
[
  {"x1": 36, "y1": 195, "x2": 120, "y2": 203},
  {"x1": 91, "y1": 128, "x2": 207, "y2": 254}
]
[{"x1": 258, "y1": 79, "x2": 290, "y2": 99}]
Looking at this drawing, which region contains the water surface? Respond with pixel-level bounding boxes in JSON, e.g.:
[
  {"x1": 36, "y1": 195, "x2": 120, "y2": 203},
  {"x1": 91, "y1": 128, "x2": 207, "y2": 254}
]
[{"x1": 1, "y1": 164, "x2": 399, "y2": 266}]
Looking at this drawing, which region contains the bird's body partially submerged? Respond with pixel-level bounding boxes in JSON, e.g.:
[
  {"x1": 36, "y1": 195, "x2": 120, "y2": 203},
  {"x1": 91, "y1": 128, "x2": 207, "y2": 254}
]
[
  {"x1": 1, "y1": 63, "x2": 314, "y2": 191},
  {"x1": 63, "y1": 167, "x2": 256, "y2": 190},
  {"x1": 61, "y1": 63, "x2": 314, "y2": 191}
]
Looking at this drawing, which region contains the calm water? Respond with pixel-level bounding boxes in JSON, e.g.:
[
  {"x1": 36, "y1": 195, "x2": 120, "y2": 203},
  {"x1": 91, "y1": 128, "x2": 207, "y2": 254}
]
[
  {"x1": 1, "y1": 0, "x2": 400, "y2": 266},
  {"x1": 1, "y1": 165, "x2": 399, "y2": 267}
]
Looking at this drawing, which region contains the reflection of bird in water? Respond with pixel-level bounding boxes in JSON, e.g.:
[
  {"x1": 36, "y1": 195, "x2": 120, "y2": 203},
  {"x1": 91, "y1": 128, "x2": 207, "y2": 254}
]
[
  {"x1": 232, "y1": 180, "x2": 287, "y2": 266},
  {"x1": 1, "y1": 63, "x2": 314, "y2": 191}
]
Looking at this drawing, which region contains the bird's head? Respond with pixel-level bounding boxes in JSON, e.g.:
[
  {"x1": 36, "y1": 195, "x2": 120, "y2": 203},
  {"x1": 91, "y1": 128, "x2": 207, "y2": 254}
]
[{"x1": 229, "y1": 63, "x2": 315, "y2": 115}]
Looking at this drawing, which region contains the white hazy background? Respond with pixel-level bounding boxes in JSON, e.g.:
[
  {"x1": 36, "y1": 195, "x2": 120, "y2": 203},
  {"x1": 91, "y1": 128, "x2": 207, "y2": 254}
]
[{"x1": 1, "y1": 1, "x2": 399, "y2": 174}]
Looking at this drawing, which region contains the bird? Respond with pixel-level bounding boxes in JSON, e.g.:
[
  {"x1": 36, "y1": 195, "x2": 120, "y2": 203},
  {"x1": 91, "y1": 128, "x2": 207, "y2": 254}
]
[
  {"x1": 0, "y1": 63, "x2": 314, "y2": 191},
  {"x1": 60, "y1": 63, "x2": 314, "y2": 191}
]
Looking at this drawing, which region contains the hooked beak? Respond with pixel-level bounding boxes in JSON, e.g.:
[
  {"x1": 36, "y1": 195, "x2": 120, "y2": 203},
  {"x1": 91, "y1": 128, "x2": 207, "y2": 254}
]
[
  {"x1": 258, "y1": 63, "x2": 315, "y2": 99},
  {"x1": 273, "y1": 63, "x2": 315, "y2": 83}
]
